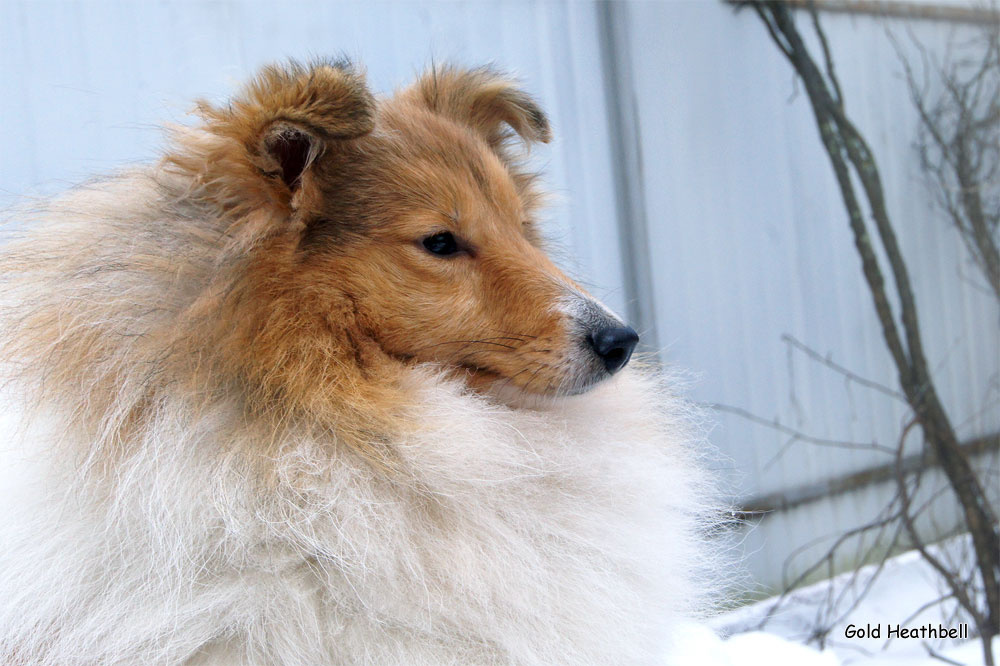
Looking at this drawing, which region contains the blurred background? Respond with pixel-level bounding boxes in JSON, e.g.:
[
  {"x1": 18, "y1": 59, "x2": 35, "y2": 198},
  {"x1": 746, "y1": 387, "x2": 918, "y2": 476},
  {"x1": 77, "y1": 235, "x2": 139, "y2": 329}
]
[{"x1": 2, "y1": 0, "x2": 997, "y2": 609}]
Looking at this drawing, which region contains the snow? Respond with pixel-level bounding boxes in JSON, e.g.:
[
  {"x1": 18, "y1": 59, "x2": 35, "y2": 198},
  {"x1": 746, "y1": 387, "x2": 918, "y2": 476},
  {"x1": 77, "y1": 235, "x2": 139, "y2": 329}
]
[
  {"x1": 666, "y1": 623, "x2": 840, "y2": 666},
  {"x1": 671, "y1": 538, "x2": 998, "y2": 666}
]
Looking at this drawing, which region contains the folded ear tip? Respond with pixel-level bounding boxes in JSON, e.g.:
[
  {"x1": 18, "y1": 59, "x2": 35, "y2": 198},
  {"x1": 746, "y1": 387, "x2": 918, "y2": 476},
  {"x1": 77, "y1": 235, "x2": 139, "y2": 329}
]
[
  {"x1": 526, "y1": 104, "x2": 552, "y2": 143},
  {"x1": 247, "y1": 60, "x2": 376, "y2": 140},
  {"x1": 408, "y1": 65, "x2": 553, "y2": 148}
]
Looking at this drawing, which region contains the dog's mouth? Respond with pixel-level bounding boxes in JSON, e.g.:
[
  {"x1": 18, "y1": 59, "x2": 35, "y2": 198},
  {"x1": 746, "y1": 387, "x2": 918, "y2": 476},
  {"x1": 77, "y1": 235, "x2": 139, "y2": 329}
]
[
  {"x1": 453, "y1": 359, "x2": 608, "y2": 398},
  {"x1": 456, "y1": 362, "x2": 507, "y2": 390}
]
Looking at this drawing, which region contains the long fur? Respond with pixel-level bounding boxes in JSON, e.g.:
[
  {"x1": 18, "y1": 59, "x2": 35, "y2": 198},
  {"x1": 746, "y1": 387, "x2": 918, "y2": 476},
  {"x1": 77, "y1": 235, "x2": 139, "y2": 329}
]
[{"x1": 0, "y1": 61, "x2": 719, "y2": 665}]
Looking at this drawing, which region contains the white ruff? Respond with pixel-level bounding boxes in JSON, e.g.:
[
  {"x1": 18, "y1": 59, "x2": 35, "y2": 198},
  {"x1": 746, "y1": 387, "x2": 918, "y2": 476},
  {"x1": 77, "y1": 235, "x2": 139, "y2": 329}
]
[{"x1": 0, "y1": 174, "x2": 718, "y2": 665}]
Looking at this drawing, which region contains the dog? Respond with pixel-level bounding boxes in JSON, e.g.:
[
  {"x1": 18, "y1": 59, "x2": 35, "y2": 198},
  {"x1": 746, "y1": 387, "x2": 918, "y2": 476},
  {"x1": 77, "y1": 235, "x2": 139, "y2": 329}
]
[{"x1": 0, "y1": 60, "x2": 716, "y2": 665}]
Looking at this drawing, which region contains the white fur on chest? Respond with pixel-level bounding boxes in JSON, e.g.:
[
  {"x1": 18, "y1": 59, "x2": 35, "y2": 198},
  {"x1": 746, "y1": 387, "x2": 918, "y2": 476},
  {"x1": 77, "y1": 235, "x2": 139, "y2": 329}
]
[{"x1": 0, "y1": 368, "x2": 710, "y2": 666}]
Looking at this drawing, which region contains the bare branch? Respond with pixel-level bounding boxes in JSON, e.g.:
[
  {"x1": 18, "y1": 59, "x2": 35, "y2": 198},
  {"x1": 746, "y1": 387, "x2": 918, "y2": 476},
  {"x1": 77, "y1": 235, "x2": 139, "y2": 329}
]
[
  {"x1": 781, "y1": 334, "x2": 907, "y2": 401},
  {"x1": 893, "y1": 24, "x2": 1000, "y2": 299},
  {"x1": 895, "y1": 420, "x2": 992, "y2": 652},
  {"x1": 707, "y1": 402, "x2": 894, "y2": 456},
  {"x1": 746, "y1": 5, "x2": 1000, "y2": 659},
  {"x1": 923, "y1": 643, "x2": 966, "y2": 666}
]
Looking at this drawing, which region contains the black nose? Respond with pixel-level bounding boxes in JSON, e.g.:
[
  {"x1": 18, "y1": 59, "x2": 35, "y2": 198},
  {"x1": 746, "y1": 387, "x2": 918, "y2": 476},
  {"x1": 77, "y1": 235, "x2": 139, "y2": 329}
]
[{"x1": 588, "y1": 325, "x2": 639, "y2": 374}]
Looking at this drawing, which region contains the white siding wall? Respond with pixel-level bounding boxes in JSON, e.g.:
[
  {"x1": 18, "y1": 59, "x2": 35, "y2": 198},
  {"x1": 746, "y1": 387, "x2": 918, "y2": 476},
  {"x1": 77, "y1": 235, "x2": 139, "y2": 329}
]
[
  {"x1": 2, "y1": 0, "x2": 996, "y2": 593},
  {"x1": 614, "y1": 1, "x2": 999, "y2": 590},
  {"x1": 0, "y1": 0, "x2": 629, "y2": 316}
]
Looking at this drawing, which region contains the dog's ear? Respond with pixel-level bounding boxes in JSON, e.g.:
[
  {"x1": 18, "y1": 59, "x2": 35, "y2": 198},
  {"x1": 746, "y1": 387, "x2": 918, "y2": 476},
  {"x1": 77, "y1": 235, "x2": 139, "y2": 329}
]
[
  {"x1": 403, "y1": 66, "x2": 551, "y2": 151},
  {"x1": 175, "y1": 60, "x2": 375, "y2": 218}
]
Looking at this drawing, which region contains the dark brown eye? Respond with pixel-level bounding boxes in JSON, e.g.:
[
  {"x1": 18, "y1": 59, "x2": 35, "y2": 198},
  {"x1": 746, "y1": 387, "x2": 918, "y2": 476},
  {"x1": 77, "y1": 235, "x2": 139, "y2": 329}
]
[{"x1": 422, "y1": 231, "x2": 460, "y2": 256}]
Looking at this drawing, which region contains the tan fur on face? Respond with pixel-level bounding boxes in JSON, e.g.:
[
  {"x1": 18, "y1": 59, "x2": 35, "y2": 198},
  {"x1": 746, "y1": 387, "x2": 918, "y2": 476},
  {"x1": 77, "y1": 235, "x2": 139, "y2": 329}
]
[
  {"x1": 172, "y1": 63, "x2": 598, "y2": 420},
  {"x1": 296, "y1": 104, "x2": 585, "y2": 396},
  {"x1": 1, "y1": 60, "x2": 595, "y2": 467}
]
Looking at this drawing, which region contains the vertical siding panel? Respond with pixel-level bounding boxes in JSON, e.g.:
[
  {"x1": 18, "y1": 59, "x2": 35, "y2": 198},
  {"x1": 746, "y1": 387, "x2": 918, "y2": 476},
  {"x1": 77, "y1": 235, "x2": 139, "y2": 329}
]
[{"x1": 0, "y1": 2, "x2": 36, "y2": 197}]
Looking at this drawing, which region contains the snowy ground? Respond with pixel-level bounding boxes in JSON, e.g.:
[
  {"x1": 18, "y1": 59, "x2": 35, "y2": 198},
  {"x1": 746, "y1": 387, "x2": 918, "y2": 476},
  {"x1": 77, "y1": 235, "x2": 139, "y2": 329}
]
[{"x1": 669, "y1": 539, "x2": 997, "y2": 665}]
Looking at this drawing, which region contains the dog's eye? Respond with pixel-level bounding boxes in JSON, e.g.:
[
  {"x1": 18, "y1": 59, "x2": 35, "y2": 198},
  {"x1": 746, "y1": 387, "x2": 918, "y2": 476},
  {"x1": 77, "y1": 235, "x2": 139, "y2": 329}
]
[{"x1": 422, "y1": 232, "x2": 460, "y2": 257}]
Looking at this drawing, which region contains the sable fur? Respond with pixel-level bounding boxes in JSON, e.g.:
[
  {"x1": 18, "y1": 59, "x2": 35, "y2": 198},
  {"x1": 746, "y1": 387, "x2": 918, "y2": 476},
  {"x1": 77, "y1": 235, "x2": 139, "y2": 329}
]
[{"x1": 0, "y1": 60, "x2": 718, "y2": 665}]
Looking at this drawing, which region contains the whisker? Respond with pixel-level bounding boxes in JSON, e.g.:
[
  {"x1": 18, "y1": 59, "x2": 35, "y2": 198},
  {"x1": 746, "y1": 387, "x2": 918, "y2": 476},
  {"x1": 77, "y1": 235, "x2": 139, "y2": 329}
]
[
  {"x1": 490, "y1": 329, "x2": 538, "y2": 340},
  {"x1": 495, "y1": 364, "x2": 535, "y2": 393},
  {"x1": 522, "y1": 364, "x2": 547, "y2": 394},
  {"x1": 412, "y1": 337, "x2": 524, "y2": 353}
]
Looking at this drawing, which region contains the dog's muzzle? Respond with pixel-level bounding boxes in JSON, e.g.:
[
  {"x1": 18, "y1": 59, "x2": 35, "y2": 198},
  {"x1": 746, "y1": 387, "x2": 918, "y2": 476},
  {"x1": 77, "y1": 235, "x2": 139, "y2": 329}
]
[{"x1": 565, "y1": 294, "x2": 640, "y2": 383}]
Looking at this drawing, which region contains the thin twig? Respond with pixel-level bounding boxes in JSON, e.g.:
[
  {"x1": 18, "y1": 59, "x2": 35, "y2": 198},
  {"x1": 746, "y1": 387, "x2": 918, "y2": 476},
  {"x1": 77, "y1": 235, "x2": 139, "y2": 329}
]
[{"x1": 781, "y1": 334, "x2": 907, "y2": 401}]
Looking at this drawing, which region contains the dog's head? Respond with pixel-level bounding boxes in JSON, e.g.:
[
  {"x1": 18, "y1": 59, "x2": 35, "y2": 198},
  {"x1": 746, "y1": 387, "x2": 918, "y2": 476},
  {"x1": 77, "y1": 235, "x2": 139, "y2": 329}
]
[{"x1": 180, "y1": 60, "x2": 637, "y2": 400}]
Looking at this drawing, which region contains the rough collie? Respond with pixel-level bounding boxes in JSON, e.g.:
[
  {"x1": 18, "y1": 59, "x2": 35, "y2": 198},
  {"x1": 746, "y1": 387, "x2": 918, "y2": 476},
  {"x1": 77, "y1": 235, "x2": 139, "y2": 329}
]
[{"x1": 0, "y1": 60, "x2": 715, "y2": 665}]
